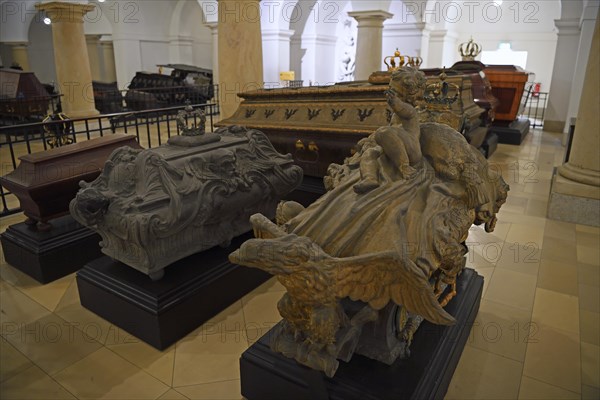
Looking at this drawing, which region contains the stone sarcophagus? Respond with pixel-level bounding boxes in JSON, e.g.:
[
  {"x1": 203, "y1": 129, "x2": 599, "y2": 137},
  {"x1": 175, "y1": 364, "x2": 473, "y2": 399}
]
[
  {"x1": 70, "y1": 125, "x2": 303, "y2": 280},
  {"x1": 231, "y1": 67, "x2": 509, "y2": 380}
]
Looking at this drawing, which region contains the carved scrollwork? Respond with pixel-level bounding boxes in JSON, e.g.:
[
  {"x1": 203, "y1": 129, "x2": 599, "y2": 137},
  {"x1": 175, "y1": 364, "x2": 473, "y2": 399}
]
[{"x1": 70, "y1": 126, "x2": 303, "y2": 280}]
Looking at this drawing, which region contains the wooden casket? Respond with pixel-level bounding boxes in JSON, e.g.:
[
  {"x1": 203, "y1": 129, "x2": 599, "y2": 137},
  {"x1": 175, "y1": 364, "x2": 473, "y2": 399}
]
[
  {"x1": 216, "y1": 73, "x2": 491, "y2": 179},
  {"x1": 0, "y1": 69, "x2": 54, "y2": 122},
  {"x1": 483, "y1": 65, "x2": 530, "y2": 124},
  {"x1": 0, "y1": 134, "x2": 141, "y2": 227}
]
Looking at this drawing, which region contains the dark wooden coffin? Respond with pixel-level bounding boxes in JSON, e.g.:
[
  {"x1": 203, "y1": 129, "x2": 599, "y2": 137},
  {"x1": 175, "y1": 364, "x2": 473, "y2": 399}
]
[
  {"x1": 484, "y1": 65, "x2": 530, "y2": 124},
  {"x1": 216, "y1": 75, "x2": 489, "y2": 178},
  {"x1": 0, "y1": 69, "x2": 53, "y2": 119},
  {"x1": 0, "y1": 134, "x2": 141, "y2": 225}
]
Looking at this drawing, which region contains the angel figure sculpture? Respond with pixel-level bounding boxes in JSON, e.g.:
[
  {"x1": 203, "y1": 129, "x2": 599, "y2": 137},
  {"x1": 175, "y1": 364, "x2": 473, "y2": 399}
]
[{"x1": 230, "y1": 66, "x2": 509, "y2": 378}]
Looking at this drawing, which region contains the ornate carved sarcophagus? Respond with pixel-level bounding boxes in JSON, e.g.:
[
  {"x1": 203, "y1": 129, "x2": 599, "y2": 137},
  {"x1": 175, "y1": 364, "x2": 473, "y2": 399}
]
[
  {"x1": 216, "y1": 72, "x2": 490, "y2": 179},
  {"x1": 232, "y1": 67, "x2": 509, "y2": 386},
  {"x1": 216, "y1": 84, "x2": 387, "y2": 178},
  {"x1": 70, "y1": 123, "x2": 303, "y2": 280},
  {"x1": 0, "y1": 134, "x2": 140, "y2": 229}
]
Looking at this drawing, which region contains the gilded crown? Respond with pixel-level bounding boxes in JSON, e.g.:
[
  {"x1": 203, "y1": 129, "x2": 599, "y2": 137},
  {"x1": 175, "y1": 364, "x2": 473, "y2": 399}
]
[
  {"x1": 423, "y1": 69, "x2": 460, "y2": 109},
  {"x1": 458, "y1": 38, "x2": 481, "y2": 61},
  {"x1": 384, "y1": 48, "x2": 423, "y2": 71}
]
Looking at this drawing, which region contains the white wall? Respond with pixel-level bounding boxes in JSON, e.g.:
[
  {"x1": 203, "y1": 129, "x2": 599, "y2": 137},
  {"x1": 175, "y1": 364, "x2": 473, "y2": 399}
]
[
  {"x1": 454, "y1": 32, "x2": 558, "y2": 91},
  {"x1": 28, "y1": 13, "x2": 56, "y2": 84},
  {"x1": 0, "y1": 0, "x2": 565, "y2": 97},
  {"x1": 449, "y1": 0, "x2": 561, "y2": 92},
  {"x1": 140, "y1": 41, "x2": 170, "y2": 72}
]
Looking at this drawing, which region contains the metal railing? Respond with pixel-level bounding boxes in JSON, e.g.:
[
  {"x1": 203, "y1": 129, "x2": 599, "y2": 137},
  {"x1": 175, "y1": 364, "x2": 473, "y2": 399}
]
[
  {"x1": 94, "y1": 84, "x2": 220, "y2": 116},
  {"x1": 519, "y1": 82, "x2": 547, "y2": 129},
  {"x1": 0, "y1": 102, "x2": 217, "y2": 218},
  {"x1": 524, "y1": 91, "x2": 548, "y2": 129},
  {"x1": 0, "y1": 94, "x2": 63, "y2": 126}
]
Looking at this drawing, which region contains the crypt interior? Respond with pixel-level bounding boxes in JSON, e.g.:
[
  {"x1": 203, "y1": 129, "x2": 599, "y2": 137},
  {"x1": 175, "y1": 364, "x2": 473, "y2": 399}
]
[{"x1": 0, "y1": 0, "x2": 599, "y2": 399}]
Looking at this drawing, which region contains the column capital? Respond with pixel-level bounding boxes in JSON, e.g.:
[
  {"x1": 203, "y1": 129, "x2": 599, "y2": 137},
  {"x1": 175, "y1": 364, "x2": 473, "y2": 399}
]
[
  {"x1": 35, "y1": 2, "x2": 95, "y2": 23},
  {"x1": 347, "y1": 10, "x2": 393, "y2": 27},
  {"x1": 554, "y1": 18, "x2": 581, "y2": 36},
  {"x1": 99, "y1": 40, "x2": 114, "y2": 49},
  {"x1": 205, "y1": 21, "x2": 219, "y2": 31},
  {"x1": 262, "y1": 29, "x2": 294, "y2": 40},
  {"x1": 85, "y1": 34, "x2": 102, "y2": 44}
]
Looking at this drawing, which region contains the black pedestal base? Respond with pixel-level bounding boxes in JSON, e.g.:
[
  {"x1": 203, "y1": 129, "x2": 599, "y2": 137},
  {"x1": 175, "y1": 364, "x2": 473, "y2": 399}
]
[
  {"x1": 240, "y1": 268, "x2": 483, "y2": 400},
  {"x1": 76, "y1": 232, "x2": 270, "y2": 350},
  {"x1": 491, "y1": 117, "x2": 531, "y2": 145},
  {"x1": 284, "y1": 176, "x2": 327, "y2": 207},
  {"x1": 482, "y1": 132, "x2": 499, "y2": 158},
  {"x1": 0, "y1": 215, "x2": 102, "y2": 283}
]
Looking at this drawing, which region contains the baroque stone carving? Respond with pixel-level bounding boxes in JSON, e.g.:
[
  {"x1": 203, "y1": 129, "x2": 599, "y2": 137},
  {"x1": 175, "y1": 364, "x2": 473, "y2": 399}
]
[
  {"x1": 230, "y1": 67, "x2": 509, "y2": 377},
  {"x1": 71, "y1": 125, "x2": 303, "y2": 281}
]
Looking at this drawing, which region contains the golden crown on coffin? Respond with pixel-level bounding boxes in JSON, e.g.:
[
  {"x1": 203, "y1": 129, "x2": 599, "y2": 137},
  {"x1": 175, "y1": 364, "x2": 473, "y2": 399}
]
[
  {"x1": 384, "y1": 48, "x2": 423, "y2": 71},
  {"x1": 423, "y1": 68, "x2": 460, "y2": 109},
  {"x1": 458, "y1": 37, "x2": 482, "y2": 61}
]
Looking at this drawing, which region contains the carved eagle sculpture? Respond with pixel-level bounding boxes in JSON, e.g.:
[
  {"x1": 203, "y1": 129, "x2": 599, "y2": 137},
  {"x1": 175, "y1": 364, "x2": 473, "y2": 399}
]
[
  {"x1": 230, "y1": 67, "x2": 508, "y2": 377},
  {"x1": 230, "y1": 214, "x2": 455, "y2": 334}
]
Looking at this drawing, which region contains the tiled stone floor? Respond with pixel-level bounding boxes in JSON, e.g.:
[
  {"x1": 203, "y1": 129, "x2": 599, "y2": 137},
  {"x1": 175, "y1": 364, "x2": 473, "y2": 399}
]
[{"x1": 0, "y1": 127, "x2": 599, "y2": 399}]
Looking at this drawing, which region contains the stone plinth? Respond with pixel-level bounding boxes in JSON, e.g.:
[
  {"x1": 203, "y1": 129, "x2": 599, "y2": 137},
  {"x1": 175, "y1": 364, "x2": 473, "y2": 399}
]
[{"x1": 548, "y1": 16, "x2": 600, "y2": 226}]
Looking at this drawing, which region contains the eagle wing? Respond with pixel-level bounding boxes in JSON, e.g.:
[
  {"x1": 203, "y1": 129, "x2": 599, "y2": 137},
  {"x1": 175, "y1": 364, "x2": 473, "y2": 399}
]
[{"x1": 334, "y1": 251, "x2": 456, "y2": 325}]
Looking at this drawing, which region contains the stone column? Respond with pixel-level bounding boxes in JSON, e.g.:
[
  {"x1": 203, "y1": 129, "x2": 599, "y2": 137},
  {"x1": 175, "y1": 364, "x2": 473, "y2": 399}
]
[
  {"x1": 100, "y1": 38, "x2": 117, "y2": 83},
  {"x1": 261, "y1": 29, "x2": 294, "y2": 87},
  {"x1": 548, "y1": 17, "x2": 600, "y2": 226},
  {"x1": 35, "y1": 1, "x2": 98, "y2": 117},
  {"x1": 205, "y1": 22, "x2": 219, "y2": 85},
  {"x1": 218, "y1": 0, "x2": 264, "y2": 119},
  {"x1": 563, "y1": 4, "x2": 599, "y2": 134},
  {"x1": 544, "y1": 19, "x2": 580, "y2": 132},
  {"x1": 86, "y1": 34, "x2": 102, "y2": 81},
  {"x1": 348, "y1": 10, "x2": 393, "y2": 80},
  {"x1": 9, "y1": 43, "x2": 30, "y2": 71}
]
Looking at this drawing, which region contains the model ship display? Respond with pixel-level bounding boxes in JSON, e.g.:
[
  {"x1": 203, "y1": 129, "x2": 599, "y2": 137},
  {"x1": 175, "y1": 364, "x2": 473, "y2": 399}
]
[
  {"x1": 71, "y1": 105, "x2": 303, "y2": 280},
  {"x1": 232, "y1": 67, "x2": 509, "y2": 389}
]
